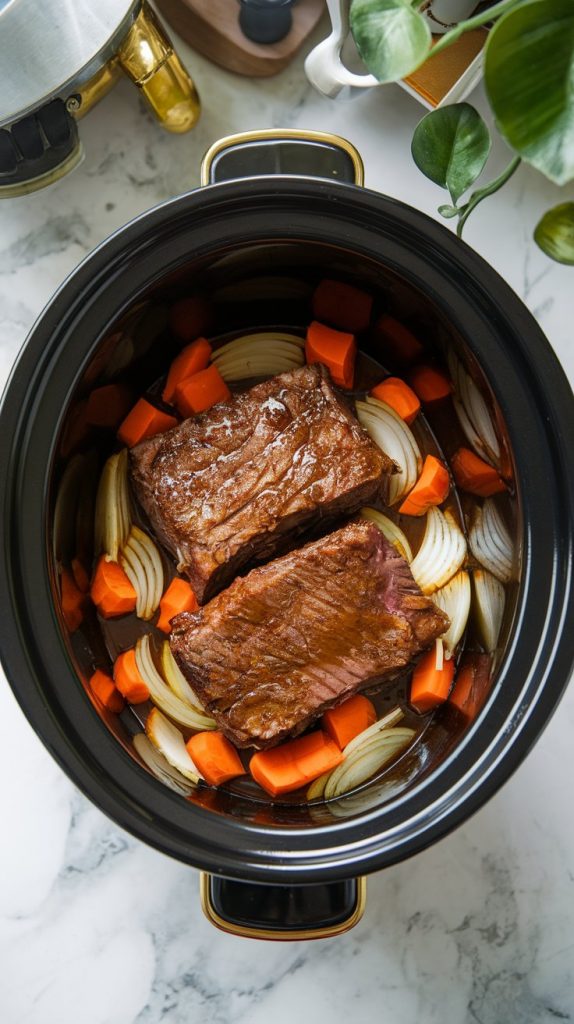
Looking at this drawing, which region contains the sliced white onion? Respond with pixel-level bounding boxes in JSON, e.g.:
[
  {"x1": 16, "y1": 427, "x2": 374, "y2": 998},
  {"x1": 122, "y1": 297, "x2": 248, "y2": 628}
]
[
  {"x1": 448, "y1": 351, "x2": 500, "y2": 465},
  {"x1": 433, "y1": 570, "x2": 471, "y2": 658},
  {"x1": 94, "y1": 448, "x2": 132, "y2": 561},
  {"x1": 342, "y1": 705, "x2": 405, "y2": 759},
  {"x1": 360, "y1": 507, "x2": 413, "y2": 562},
  {"x1": 410, "y1": 507, "x2": 467, "y2": 594},
  {"x1": 306, "y1": 770, "x2": 332, "y2": 801},
  {"x1": 473, "y1": 569, "x2": 506, "y2": 652},
  {"x1": 160, "y1": 642, "x2": 216, "y2": 730},
  {"x1": 435, "y1": 637, "x2": 444, "y2": 671},
  {"x1": 145, "y1": 707, "x2": 202, "y2": 783},
  {"x1": 213, "y1": 334, "x2": 305, "y2": 382},
  {"x1": 120, "y1": 526, "x2": 164, "y2": 620},
  {"x1": 135, "y1": 634, "x2": 209, "y2": 729},
  {"x1": 133, "y1": 732, "x2": 196, "y2": 795},
  {"x1": 469, "y1": 498, "x2": 514, "y2": 583},
  {"x1": 323, "y1": 727, "x2": 416, "y2": 800},
  {"x1": 356, "y1": 397, "x2": 422, "y2": 504}
]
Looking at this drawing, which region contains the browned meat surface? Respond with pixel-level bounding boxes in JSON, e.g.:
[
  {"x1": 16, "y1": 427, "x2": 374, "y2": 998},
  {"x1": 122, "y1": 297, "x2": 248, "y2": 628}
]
[
  {"x1": 129, "y1": 364, "x2": 394, "y2": 603},
  {"x1": 170, "y1": 520, "x2": 449, "y2": 749}
]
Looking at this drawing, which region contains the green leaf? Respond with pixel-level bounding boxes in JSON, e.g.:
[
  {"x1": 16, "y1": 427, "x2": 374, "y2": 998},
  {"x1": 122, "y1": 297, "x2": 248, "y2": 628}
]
[
  {"x1": 534, "y1": 203, "x2": 574, "y2": 264},
  {"x1": 411, "y1": 104, "x2": 491, "y2": 203},
  {"x1": 350, "y1": 0, "x2": 432, "y2": 83},
  {"x1": 438, "y1": 204, "x2": 460, "y2": 219},
  {"x1": 484, "y1": 0, "x2": 574, "y2": 186}
]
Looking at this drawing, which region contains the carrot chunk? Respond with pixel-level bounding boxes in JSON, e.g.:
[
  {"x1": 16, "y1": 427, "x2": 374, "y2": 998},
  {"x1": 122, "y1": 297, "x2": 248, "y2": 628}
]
[
  {"x1": 408, "y1": 365, "x2": 452, "y2": 405},
  {"x1": 156, "y1": 577, "x2": 198, "y2": 633},
  {"x1": 305, "y1": 320, "x2": 357, "y2": 389},
  {"x1": 186, "y1": 731, "x2": 245, "y2": 786},
  {"x1": 162, "y1": 337, "x2": 212, "y2": 403},
  {"x1": 89, "y1": 669, "x2": 125, "y2": 713},
  {"x1": 410, "y1": 647, "x2": 455, "y2": 713},
  {"x1": 174, "y1": 364, "x2": 231, "y2": 417},
  {"x1": 114, "y1": 649, "x2": 150, "y2": 704},
  {"x1": 374, "y1": 315, "x2": 424, "y2": 366},
  {"x1": 370, "y1": 377, "x2": 421, "y2": 425},
  {"x1": 60, "y1": 568, "x2": 85, "y2": 633},
  {"x1": 85, "y1": 384, "x2": 134, "y2": 429},
  {"x1": 399, "y1": 454, "x2": 450, "y2": 516},
  {"x1": 451, "y1": 447, "x2": 506, "y2": 498},
  {"x1": 448, "y1": 653, "x2": 492, "y2": 723},
  {"x1": 250, "y1": 730, "x2": 344, "y2": 797},
  {"x1": 117, "y1": 398, "x2": 179, "y2": 448},
  {"x1": 169, "y1": 296, "x2": 212, "y2": 343},
  {"x1": 322, "y1": 694, "x2": 377, "y2": 749},
  {"x1": 312, "y1": 279, "x2": 373, "y2": 334},
  {"x1": 90, "y1": 556, "x2": 137, "y2": 618}
]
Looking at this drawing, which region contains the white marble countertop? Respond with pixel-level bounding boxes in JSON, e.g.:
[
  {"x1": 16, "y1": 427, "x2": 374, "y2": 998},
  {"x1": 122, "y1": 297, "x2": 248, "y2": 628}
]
[{"x1": 1, "y1": 20, "x2": 573, "y2": 1024}]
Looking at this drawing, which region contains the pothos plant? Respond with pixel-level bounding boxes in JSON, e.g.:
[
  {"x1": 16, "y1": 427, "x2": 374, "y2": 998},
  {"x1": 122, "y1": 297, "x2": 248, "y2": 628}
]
[{"x1": 349, "y1": 0, "x2": 574, "y2": 264}]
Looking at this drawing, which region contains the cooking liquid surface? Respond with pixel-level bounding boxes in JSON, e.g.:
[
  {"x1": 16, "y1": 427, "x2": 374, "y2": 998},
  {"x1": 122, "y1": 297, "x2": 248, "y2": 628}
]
[{"x1": 97, "y1": 331, "x2": 475, "y2": 805}]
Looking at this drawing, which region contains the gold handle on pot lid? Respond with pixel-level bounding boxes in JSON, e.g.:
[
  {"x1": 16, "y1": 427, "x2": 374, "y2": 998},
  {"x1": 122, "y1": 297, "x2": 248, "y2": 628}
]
[{"x1": 118, "y1": 0, "x2": 200, "y2": 133}]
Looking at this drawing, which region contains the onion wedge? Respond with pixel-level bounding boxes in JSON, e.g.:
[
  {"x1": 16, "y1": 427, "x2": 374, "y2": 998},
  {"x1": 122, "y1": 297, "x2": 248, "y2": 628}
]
[
  {"x1": 469, "y1": 498, "x2": 514, "y2": 583},
  {"x1": 145, "y1": 707, "x2": 201, "y2": 783},
  {"x1": 133, "y1": 732, "x2": 196, "y2": 795},
  {"x1": 410, "y1": 507, "x2": 467, "y2": 594},
  {"x1": 448, "y1": 351, "x2": 500, "y2": 466},
  {"x1": 360, "y1": 507, "x2": 413, "y2": 562},
  {"x1": 433, "y1": 570, "x2": 471, "y2": 658},
  {"x1": 135, "y1": 635, "x2": 209, "y2": 729},
  {"x1": 473, "y1": 569, "x2": 506, "y2": 652},
  {"x1": 212, "y1": 332, "x2": 305, "y2": 381},
  {"x1": 160, "y1": 642, "x2": 216, "y2": 730},
  {"x1": 120, "y1": 525, "x2": 164, "y2": 620},
  {"x1": 94, "y1": 448, "x2": 132, "y2": 561},
  {"x1": 323, "y1": 727, "x2": 415, "y2": 800},
  {"x1": 356, "y1": 397, "x2": 422, "y2": 504}
]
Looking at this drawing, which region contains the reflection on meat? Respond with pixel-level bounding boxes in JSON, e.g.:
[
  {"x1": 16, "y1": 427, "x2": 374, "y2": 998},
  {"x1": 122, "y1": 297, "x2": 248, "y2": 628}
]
[
  {"x1": 170, "y1": 520, "x2": 449, "y2": 749},
  {"x1": 129, "y1": 364, "x2": 394, "y2": 603}
]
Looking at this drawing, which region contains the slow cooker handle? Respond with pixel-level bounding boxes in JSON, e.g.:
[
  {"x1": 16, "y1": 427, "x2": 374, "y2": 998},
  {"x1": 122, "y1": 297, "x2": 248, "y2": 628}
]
[
  {"x1": 200, "y1": 873, "x2": 366, "y2": 941},
  {"x1": 200, "y1": 128, "x2": 364, "y2": 187}
]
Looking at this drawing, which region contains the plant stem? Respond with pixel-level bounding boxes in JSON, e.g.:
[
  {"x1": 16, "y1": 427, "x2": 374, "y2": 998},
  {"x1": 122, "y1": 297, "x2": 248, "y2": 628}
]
[
  {"x1": 429, "y1": 0, "x2": 522, "y2": 59},
  {"x1": 456, "y1": 155, "x2": 521, "y2": 237}
]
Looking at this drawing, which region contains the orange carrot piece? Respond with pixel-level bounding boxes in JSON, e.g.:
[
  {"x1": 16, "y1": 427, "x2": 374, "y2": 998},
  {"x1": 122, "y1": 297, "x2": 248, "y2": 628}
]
[
  {"x1": 312, "y1": 279, "x2": 373, "y2": 334},
  {"x1": 408, "y1": 365, "x2": 452, "y2": 405},
  {"x1": 71, "y1": 557, "x2": 90, "y2": 594},
  {"x1": 169, "y1": 296, "x2": 212, "y2": 343},
  {"x1": 174, "y1": 364, "x2": 231, "y2": 417},
  {"x1": 399, "y1": 454, "x2": 450, "y2": 516},
  {"x1": 451, "y1": 447, "x2": 506, "y2": 497},
  {"x1": 156, "y1": 577, "x2": 198, "y2": 633},
  {"x1": 114, "y1": 649, "x2": 150, "y2": 704},
  {"x1": 90, "y1": 556, "x2": 137, "y2": 618},
  {"x1": 370, "y1": 376, "x2": 421, "y2": 425},
  {"x1": 410, "y1": 647, "x2": 455, "y2": 713},
  {"x1": 375, "y1": 315, "x2": 424, "y2": 366},
  {"x1": 322, "y1": 694, "x2": 377, "y2": 749},
  {"x1": 162, "y1": 337, "x2": 212, "y2": 403},
  {"x1": 448, "y1": 653, "x2": 492, "y2": 723},
  {"x1": 117, "y1": 398, "x2": 179, "y2": 448},
  {"x1": 186, "y1": 731, "x2": 246, "y2": 786},
  {"x1": 89, "y1": 669, "x2": 125, "y2": 713},
  {"x1": 250, "y1": 730, "x2": 344, "y2": 798},
  {"x1": 305, "y1": 320, "x2": 357, "y2": 389},
  {"x1": 85, "y1": 383, "x2": 134, "y2": 429},
  {"x1": 60, "y1": 568, "x2": 85, "y2": 632}
]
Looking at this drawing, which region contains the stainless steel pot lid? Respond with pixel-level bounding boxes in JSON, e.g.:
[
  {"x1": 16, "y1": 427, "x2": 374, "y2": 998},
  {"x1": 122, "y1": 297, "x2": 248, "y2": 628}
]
[{"x1": 0, "y1": 0, "x2": 137, "y2": 127}]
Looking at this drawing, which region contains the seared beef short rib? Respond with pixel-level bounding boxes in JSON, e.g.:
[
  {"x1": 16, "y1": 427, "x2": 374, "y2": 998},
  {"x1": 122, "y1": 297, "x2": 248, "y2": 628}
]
[
  {"x1": 129, "y1": 364, "x2": 394, "y2": 603},
  {"x1": 170, "y1": 520, "x2": 449, "y2": 749}
]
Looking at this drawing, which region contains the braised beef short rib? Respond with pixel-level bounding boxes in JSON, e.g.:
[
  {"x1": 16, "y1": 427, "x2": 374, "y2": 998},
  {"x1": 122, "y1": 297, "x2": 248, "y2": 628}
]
[
  {"x1": 170, "y1": 520, "x2": 449, "y2": 749},
  {"x1": 129, "y1": 364, "x2": 394, "y2": 603}
]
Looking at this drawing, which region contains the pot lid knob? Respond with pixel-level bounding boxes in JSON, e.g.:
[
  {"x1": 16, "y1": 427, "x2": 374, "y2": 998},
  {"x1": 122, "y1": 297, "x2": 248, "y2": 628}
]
[{"x1": 238, "y1": 0, "x2": 294, "y2": 45}]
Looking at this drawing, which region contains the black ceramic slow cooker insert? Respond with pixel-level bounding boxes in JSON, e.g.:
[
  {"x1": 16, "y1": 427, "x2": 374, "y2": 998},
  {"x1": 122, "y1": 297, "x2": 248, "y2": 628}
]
[{"x1": 1, "y1": 130, "x2": 573, "y2": 940}]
